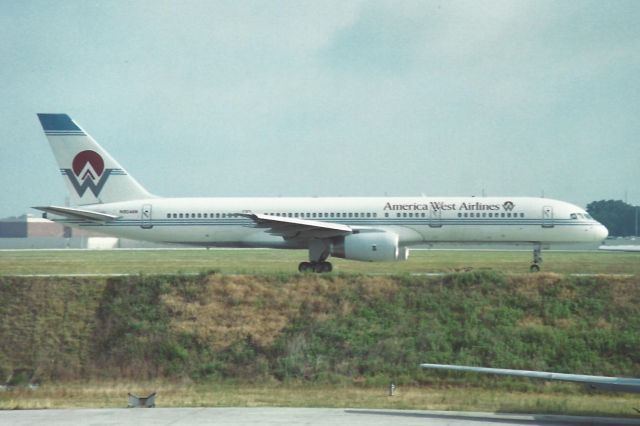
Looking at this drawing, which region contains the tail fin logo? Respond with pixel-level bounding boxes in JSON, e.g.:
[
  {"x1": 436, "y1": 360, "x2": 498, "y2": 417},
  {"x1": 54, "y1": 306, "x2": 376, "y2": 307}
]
[{"x1": 62, "y1": 150, "x2": 117, "y2": 198}]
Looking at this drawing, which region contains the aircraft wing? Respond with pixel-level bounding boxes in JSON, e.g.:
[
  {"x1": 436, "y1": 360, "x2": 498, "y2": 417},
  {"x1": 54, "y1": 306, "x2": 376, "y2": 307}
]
[
  {"x1": 33, "y1": 206, "x2": 119, "y2": 223},
  {"x1": 420, "y1": 363, "x2": 640, "y2": 393},
  {"x1": 239, "y1": 213, "x2": 353, "y2": 240}
]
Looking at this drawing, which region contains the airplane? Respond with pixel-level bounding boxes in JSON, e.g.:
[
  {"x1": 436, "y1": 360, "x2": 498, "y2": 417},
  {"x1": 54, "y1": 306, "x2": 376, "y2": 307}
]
[
  {"x1": 599, "y1": 245, "x2": 640, "y2": 252},
  {"x1": 420, "y1": 363, "x2": 640, "y2": 394},
  {"x1": 34, "y1": 113, "x2": 608, "y2": 273}
]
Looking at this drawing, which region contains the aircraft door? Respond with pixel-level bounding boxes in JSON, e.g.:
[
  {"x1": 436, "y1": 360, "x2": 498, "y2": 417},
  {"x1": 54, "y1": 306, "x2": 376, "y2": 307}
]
[
  {"x1": 141, "y1": 204, "x2": 153, "y2": 229},
  {"x1": 429, "y1": 209, "x2": 442, "y2": 228},
  {"x1": 542, "y1": 206, "x2": 554, "y2": 228}
]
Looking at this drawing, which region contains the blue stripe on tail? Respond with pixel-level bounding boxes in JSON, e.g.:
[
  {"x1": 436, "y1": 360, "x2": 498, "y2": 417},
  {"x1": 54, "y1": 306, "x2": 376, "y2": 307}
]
[{"x1": 37, "y1": 114, "x2": 82, "y2": 132}]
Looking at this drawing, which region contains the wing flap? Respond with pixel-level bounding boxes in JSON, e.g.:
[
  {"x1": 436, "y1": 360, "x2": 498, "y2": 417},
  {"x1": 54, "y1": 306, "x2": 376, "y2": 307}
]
[{"x1": 33, "y1": 206, "x2": 119, "y2": 222}]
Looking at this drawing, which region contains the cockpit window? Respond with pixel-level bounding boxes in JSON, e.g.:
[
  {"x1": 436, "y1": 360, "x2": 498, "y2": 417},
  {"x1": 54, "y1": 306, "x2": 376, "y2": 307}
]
[{"x1": 571, "y1": 212, "x2": 594, "y2": 220}]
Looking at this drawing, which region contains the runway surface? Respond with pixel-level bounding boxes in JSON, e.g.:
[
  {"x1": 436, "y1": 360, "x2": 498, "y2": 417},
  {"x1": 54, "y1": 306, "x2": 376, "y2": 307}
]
[{"x1": 2, "y1": 408, "x2": 640, "y2": 426}]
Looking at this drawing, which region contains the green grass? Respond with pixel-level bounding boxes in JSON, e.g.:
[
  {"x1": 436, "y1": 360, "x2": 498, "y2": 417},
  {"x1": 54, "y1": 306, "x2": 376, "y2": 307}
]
[
  {"x1": 0, "y1": 249, "x2": 638, "y2": 275},
  {"x1": 1, "y1": 253, "x2": 640, "y2": 418},
  {"x1": 2, "y1": 273, "x2": 640, "y2": 385}
]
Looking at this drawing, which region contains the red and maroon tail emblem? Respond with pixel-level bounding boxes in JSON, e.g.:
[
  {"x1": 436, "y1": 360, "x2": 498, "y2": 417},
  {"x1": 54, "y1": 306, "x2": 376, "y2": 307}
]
[{"x1": 61, "y1": 150, "x2": 116, "y2": 197}]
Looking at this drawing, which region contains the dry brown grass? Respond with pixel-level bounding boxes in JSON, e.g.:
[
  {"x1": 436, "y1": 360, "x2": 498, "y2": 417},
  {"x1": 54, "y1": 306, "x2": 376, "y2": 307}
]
[
  {"x1": 508, "y1": 273, "x2": 564, "y2": 300},
  {"x1": 163, "y1": 275, "x2": 370, "y2": 350},
  {"x1": 1, "y1": 381, "x2": 639, "y2": 418}
]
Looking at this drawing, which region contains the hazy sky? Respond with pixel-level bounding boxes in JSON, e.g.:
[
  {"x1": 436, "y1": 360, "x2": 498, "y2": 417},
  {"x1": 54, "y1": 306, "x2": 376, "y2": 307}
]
[{"x1": 2, "y1": 0, "x2": 639, "y2": 218}]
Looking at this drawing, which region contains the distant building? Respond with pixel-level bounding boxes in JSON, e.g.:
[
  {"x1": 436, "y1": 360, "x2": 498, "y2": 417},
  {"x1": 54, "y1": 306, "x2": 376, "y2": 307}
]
[{"x1": 0, "y1": 215, "x2": 173, "y2": 249}]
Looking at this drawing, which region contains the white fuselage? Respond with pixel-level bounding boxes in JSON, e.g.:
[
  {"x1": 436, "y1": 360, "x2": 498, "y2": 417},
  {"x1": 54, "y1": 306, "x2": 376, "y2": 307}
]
[{"x1": 57, "y1": 196, "x2": 608, "y2": 249}]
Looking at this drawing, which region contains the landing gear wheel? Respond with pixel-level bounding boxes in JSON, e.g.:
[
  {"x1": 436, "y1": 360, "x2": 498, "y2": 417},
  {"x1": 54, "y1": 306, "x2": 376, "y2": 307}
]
[
  {"x1": 298, "y1": 262, "x2": 313, "y2": 273},
  {"x1": 530, "y1": 243, "x2": 542, "y2": 272},
  {"x1": 313, "y1": 261, "x2": 333, "y2": 273}
]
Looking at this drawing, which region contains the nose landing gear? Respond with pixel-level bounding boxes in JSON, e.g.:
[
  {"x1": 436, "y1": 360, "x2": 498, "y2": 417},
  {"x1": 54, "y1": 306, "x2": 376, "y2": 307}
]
[{"x1": 530, "y1": 243, "x2": 542, "y2": 272}]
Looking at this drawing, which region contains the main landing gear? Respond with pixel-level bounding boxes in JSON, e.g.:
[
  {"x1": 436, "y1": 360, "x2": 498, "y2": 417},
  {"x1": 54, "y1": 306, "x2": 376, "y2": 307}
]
[
  {"x1": 299, "y1": 238, "x2": 333, "y2": 273},
  {"x1": 298, "y1": 261, "x2": 333, "y2": 273},
  {"x1": 530, "y1": 243, "x2": 542, "y2": 272}
]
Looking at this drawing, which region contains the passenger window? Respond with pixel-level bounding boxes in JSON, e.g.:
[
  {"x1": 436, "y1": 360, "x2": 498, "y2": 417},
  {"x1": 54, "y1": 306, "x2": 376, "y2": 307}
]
[
  {"x1": 501, "y1": 213, "x2": 505, "y2": 218},
  {"x1": 166, "y1": 213, "x2": 171, "y2": 218},
  {"x1": 403, "y1": 213, "x2": 407, "y2": 218},
  {"x1": 366, "y1": 213, "x2": 371, "y2": 218},
  {"x1": 173, "y1": 213, "x2": 177, "y2": 218},
  {"x1": 396, "y1": 213, "x2": 400, "y2": 218},
  {"x1": 355, "y1": 213, "x2": 359, "y2": 218},
  {"x1": 179, "y1": 213, "x2": 183, "y2": 218},
  {"x1": 385, "y1": 213, "x2": 389, "y2": 218},
  {"x1": 507, "y1": 213, "x2": 511, "y2": 218},
  {"x1": 521, "y1": 213, "x2": 525, "y2": 218},
  {"x1": 197, "y1": 213, "x2": 202, "y2": 218},
  {"x1": 458, "y1": 213, "x2": 462, "y2": 218},
  {"x1": 464, "y1": 213, "x2": 468, "y2": 218}
]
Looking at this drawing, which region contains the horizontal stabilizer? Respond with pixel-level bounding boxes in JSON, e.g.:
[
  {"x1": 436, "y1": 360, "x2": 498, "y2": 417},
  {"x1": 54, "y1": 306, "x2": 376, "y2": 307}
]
[{"x1": 33, "y1": 206, "x2": 119, "y2": 222}]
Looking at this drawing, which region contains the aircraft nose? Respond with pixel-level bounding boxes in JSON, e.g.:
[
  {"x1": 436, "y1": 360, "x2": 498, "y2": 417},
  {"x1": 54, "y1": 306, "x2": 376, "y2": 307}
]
[{"x1": 595, "y1": 223, "x2": 609, "y2": 241}]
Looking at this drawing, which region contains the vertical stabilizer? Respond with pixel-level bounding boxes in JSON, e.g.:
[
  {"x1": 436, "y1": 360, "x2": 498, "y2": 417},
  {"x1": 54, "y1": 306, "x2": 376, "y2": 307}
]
[{"x1": 37, "y1": 114, "x2": 154, "y2": 205}]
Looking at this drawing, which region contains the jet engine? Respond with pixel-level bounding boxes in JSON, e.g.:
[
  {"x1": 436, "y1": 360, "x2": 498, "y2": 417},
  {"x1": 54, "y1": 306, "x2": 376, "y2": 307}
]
[{"x1": 331, "y1": 231, "x2": 409, "y2": 262}]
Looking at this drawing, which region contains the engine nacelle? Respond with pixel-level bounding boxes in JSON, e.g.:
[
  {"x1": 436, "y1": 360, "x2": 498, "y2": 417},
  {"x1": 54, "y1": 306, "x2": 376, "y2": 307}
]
[{"x1": 331, "y1": 232, "x2": 408, "y2": 262}]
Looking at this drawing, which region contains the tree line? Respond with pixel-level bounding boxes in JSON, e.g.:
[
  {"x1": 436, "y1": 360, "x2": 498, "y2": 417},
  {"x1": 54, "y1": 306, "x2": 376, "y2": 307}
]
[{"x1": 587, "y1": 200, "x2": 639, "y2": 237}]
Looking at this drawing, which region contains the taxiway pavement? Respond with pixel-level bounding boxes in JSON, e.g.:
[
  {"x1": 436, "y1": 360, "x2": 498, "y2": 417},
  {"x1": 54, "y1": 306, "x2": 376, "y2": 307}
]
[{"x1": 2, "y1": 407, "x2": 640, "y2": 426}]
